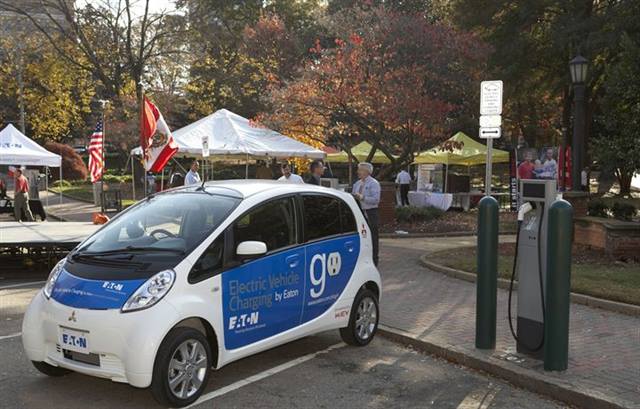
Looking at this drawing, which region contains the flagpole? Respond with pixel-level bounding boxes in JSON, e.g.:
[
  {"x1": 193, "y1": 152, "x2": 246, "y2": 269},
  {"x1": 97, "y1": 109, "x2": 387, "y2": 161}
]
[
  {"x1": 141, "y1": 92, "x2": 147, "y2": 198},
  {"x1": 99, "y1": 100, "x2": 107, "y2": 213}
]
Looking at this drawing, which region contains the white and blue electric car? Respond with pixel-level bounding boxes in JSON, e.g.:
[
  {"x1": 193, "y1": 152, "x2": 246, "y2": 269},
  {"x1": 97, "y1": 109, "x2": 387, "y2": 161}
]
[{"x1": 22, "y1": 181, "x2": 381, "y2": 407}]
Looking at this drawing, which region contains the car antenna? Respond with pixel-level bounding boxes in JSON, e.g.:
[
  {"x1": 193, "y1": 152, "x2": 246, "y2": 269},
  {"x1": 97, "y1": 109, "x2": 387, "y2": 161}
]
[{"x1": 196, "y1": 180, "x2": 206, "y2": 191}]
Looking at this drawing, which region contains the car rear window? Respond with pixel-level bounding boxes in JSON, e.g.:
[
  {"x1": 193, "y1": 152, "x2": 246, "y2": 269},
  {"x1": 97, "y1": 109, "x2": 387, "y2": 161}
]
[{"x1": 303, "y1": 195, "x2": 356, "y2": 242}]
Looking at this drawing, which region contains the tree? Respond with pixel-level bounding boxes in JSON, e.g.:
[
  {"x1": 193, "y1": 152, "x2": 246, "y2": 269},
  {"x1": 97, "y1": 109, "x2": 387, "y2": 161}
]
[
  {"x1": 0, "y1": 34, "x2": 94, "y2": 143},
  {"x1": 592, "y1": 35, "x2": 640, "y2": 196},
  {"x1": 45, "y1": 142, "x2": 89, "y2": 180},
  {"x1": 181, "y1": 0, "x2": 321, "y2": 119},
  {"x1": 261, "y1": 6, "x2": 488, "y2": 177},
  {"x1": 0, "y1": 0, "x2": 186, "y2": 104},
  {"x1": 450, "y1": 0, "x2": 639, "y2": 149}
]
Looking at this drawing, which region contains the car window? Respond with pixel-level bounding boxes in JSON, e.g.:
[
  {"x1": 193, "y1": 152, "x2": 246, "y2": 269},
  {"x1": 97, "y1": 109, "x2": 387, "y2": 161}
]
[
  {"x1": 303, "y1": 195, "x2": 344, "y2": 242},
  {"x1": 77, "y1": 193, "x2": 240, "y2": 256},
  {"x1": 233, "y1": 197, "x2": 296, "y2": 255},
  {"x1": 340, "y1": 201, "x2": 357, "y2": 233},
  {"x1": 189, "y1": 235, "x2": 225, "y2": 283}
]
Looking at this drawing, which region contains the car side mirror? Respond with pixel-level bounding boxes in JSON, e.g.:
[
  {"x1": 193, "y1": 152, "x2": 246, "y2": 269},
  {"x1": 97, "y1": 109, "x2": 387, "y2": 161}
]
[{"x1": 236, "y1": 241, "x2": 267, "y2": 260}]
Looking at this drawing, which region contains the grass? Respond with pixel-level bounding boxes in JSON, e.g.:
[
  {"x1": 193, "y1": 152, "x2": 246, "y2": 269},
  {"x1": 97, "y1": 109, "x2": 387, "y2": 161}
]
[
  {"x1": 51, "y1": 184, "x2": 137, "y2": 209},
  {"x1": 428, "y1": 243, "x2": 640, "y2": 306},
  {"x1": 50, "y1": 184, "x2": 94, "y2": 202}
]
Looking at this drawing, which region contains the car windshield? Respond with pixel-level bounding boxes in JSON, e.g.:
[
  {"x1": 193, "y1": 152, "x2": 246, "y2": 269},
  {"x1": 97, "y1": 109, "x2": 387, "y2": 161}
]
[{"x1": 76, "y1": 192, "x2": 240, "y2": 256}]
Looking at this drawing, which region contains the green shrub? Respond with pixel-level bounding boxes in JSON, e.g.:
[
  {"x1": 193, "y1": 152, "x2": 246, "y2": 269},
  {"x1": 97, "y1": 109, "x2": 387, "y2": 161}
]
[
  {"x1": 611, "y1": 202, "x2": 636, "y2": 221},
  {"x1": 52, "y1": 179, "x2": 71, "y2": 188},
  {"x1": 396, "y1": 206, "x2": 445, "y2": 223},
  {"x1": 587, "y1": 199, "x2": 609, "y2": 218},
  {"x1": 102, "y1": 174, "x2": 122, "y2": 183},
  {"x1": 101, "y1": 174, "x2": 133, "y2": 184}
]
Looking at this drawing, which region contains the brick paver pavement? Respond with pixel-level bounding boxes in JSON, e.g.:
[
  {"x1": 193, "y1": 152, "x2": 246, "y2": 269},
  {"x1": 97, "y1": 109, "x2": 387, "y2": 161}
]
[{"x1": 378, "y1": 236, "x2": 640, "y2": 408}]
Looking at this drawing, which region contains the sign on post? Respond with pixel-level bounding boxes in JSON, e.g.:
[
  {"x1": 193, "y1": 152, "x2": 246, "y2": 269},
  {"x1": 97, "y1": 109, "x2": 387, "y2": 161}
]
[
  {"x1": 480, "y1": 80, "x2": 503, "y2": 115},
  {"x1": 480, "y1": 80, "x2": 504, "y2": 196},
  {"x1": 479, "y1": 127, "x2": 501, "y2": 139},
  {"x1": 202, "y1": 135, "x2": 210, "y2": 158},
  {"x1": 480, "y1": 115, "x2": 502, "y2": 128}
]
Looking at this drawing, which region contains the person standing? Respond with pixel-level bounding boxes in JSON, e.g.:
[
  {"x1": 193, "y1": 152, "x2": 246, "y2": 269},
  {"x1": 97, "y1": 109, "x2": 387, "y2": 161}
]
[
  {"x1": 518, "y1": 152, "x2": 535, "y2": 179},
  {"x1": 14, "y1": 168, "x2": 34, "y2": 222},
  {"x1": 581, "y1": 166, "x2": 590, "y2": 193},
  {"x1": 305, "y1": 160, "x2": 325, "y2": 185},
  {"x1": 352, "y1": 162, "x2": 381, "y2": 266},
  {"x1": 184, "y1": 160, "x2": 201, "y2": 185},
  {"x1": 278, "y1": 162, "x2": 304, "y2": 183},
  {"x1": 395, "y1": 168, "x2": 411, "y2": 206}
]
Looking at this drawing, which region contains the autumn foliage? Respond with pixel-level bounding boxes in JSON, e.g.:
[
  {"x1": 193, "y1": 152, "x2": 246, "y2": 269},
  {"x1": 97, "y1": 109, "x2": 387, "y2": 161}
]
[
  {"x1": 45, "y1": 142, "x2": 88, "y2": 181},
  {"x1": 261, "y1": 6, "x2": 489, "y2": 175}
]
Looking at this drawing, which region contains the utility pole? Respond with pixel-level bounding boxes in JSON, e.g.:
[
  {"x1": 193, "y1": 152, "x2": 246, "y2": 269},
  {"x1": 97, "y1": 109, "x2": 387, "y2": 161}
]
[{"x1": 17, "y1": 44, "x2": 25, "y2": 133}]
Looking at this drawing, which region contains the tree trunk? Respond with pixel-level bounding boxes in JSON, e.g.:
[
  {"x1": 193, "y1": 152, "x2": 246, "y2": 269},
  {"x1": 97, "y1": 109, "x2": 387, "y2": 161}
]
[{"x1": 617, "y1": 170, "x2": 632, "y2": 196}]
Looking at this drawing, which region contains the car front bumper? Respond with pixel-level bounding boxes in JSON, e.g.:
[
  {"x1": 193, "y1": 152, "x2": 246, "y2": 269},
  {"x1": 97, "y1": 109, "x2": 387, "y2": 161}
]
[{"x1": 21, "y1": 291, "x2": 180, "y2": 388}]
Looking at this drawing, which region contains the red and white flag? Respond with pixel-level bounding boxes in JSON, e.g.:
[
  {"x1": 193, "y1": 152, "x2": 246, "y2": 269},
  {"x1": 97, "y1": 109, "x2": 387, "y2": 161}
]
[
  {"x1": 88, "y1": 120, "x2": 104, "y2": 183},
  {"x1": 140, "y1": 96, "x2": 177, "y2": 172}
]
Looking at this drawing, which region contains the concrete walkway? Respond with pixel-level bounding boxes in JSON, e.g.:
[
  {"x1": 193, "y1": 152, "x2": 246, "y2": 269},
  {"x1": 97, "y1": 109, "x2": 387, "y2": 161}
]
[
  {"x1": 378, "y1": 236, "x2": 639, "y2": 409},
  {"x1": 39, "y1": 190, "x2": 107, "y2": 222}
]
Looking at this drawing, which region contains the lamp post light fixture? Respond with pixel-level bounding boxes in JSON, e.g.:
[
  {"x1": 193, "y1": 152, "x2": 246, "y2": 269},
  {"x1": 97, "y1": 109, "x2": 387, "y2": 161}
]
[{"x1": 569, "y1": 55, "x2": 588, "y2": 191}]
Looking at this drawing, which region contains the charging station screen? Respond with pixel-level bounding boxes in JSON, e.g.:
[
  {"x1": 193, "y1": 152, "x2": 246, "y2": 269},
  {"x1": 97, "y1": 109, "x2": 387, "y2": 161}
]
[{"x1": 522, "y1": 183, "x2": 545, "y2": 199}]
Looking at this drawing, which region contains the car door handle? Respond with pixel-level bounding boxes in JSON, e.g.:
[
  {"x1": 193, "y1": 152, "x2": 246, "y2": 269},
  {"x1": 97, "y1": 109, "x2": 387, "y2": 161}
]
[
  {"x1": 344, "y1": 241, "x2": 355, "y2": 253},
  {"x1": 286, "y1": 254, "x2": 300, "y2": 268}
]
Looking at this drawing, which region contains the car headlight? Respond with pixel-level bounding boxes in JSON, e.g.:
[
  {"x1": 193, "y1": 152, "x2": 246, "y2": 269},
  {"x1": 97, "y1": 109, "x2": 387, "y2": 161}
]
[
  {"x1": 43, "y1": 259, "x2": 65, "y2": 299},
  {"x1": 121, "y1": 270, "x2": 175, "y2": 313}
]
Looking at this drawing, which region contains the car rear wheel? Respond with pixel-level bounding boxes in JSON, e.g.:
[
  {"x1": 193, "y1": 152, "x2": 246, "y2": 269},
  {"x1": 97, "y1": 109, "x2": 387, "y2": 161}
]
[
  {"x1": 151, "y1": 327, "x2": 212, "y2": 408},
  {"x1": 31, "y1": 361, "x2": 72, "y2": 377},
  {"x1": 340, "y1": 288, "x2": 379, "y2": 346}
]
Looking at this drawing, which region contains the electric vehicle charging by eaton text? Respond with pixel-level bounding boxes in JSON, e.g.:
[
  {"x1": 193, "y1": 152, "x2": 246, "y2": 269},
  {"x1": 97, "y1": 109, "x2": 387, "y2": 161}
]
[
  {"x1": 510, "y1": 179, "x2": 557, "y2": 357},
  {"x1": 476, "y1": 179, "x2": 573, "y2": 371},
  {"x1": 20, "y1": 181, "x2": 381, "y2": 407}
]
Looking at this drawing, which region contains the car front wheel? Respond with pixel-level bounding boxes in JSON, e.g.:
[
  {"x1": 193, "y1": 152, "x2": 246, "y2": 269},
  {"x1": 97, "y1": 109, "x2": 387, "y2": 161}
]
[
  {"x1": 340, "y1": 288, "x2": 379, "y2": 346},
  {"x1": 151, "y1": 327, "x2": 212, "y2": 408}
]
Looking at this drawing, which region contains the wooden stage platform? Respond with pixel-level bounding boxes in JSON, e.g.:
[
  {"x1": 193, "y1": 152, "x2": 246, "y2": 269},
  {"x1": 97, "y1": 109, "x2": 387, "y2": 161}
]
[{"x1": 0, "y1": 222, "x2": 99, "y2": 250}]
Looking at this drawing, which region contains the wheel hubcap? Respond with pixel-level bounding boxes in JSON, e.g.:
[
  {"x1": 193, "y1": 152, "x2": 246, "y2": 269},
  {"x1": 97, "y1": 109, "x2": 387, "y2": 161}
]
[
  {"x1": 168, "y1": 339, "x2": 208, "y2": 400},
  {"x1": 355, "y1": 296, "x2": 377, "y2": 340}
]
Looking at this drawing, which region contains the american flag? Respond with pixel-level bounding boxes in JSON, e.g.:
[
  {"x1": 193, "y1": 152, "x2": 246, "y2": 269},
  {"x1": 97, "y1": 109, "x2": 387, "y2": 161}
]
[{"x1": 88, "y1": 120, "x2": 104, "y2": 183}]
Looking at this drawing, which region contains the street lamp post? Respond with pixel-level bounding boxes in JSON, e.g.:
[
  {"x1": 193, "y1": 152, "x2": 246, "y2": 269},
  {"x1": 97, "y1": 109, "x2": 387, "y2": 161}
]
[{"x1": 569, "y1": 55, "x2": 588, "y2": 191}]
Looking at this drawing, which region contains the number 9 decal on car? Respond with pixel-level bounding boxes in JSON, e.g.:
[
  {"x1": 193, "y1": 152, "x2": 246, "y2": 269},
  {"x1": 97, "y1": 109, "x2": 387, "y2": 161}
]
[{"x1": 309, "y1": 252, "x2": 342, "y2": 299}]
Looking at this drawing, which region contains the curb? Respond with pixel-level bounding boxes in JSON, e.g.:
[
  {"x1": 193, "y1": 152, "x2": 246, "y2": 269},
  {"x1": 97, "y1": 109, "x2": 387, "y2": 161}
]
[
  {"x1": 420, "y1": 254, "x2": 640, "y2": 317},
  {"x1": 377, "y1": 325, "x2": 629, "y2": 409},
  {"x1": 380, "y1": 230, "x2": 517, "y2": 238}
]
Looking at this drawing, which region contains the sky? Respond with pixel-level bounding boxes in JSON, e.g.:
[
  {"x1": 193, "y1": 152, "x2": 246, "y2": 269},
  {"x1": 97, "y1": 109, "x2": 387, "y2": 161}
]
[{"x1": 76, "y1": 0, "x2": 177, "y2": 16}]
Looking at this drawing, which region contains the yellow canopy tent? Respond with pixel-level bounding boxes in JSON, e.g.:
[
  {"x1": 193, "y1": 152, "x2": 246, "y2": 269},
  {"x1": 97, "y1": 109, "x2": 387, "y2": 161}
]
[
  {"x1": 326, "y1": 141, "x2": 395, "y2": 164},
  {"x1": 413, "y1": 132, "x2": 509, "y2": 192},
  {"x1": 413, "y1": 131, "x2": 509, "y2": 166}
]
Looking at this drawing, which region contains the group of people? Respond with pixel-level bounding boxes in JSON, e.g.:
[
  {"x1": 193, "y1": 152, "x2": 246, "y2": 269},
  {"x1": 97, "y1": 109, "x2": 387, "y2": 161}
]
[{"x1": 176, "y1": 158, "x2": 382, "y2": 265}]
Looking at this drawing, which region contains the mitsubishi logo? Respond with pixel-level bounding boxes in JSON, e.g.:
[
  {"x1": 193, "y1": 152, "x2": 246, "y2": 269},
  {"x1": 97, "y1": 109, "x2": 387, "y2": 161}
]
[{"x1": 68, "y1": 311, "x2": 77, "y2": 322}]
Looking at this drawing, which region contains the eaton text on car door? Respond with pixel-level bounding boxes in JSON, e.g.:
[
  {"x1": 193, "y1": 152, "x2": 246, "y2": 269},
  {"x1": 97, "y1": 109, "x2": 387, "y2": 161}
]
[{"x1": 221, "y1": 196, "x2": 304, "y2": 349}]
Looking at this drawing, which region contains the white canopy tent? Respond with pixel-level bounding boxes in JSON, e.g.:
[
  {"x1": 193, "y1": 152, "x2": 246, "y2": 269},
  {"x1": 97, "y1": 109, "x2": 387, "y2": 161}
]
[
  {"x1": 131, "y1": 109, "x2": 325, "y2": 178},
  {"x1": 0, "y1": 124, "x2": 63, "y2": 204}
]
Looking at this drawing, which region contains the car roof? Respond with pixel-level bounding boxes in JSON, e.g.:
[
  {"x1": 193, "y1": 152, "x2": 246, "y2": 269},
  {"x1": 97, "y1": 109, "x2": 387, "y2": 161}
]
[{"x1": 164, "y1": 180, "x2": 348, "y2": 200}]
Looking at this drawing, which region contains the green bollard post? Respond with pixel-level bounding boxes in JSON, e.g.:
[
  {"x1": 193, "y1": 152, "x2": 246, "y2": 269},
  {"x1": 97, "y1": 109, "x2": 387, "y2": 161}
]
[
  {"x1": 475, "y1": 195, "x2": 499, "y2": 349},
  {"x1": 544, "y1": 199, "x2": 573, "y2": 371}
]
